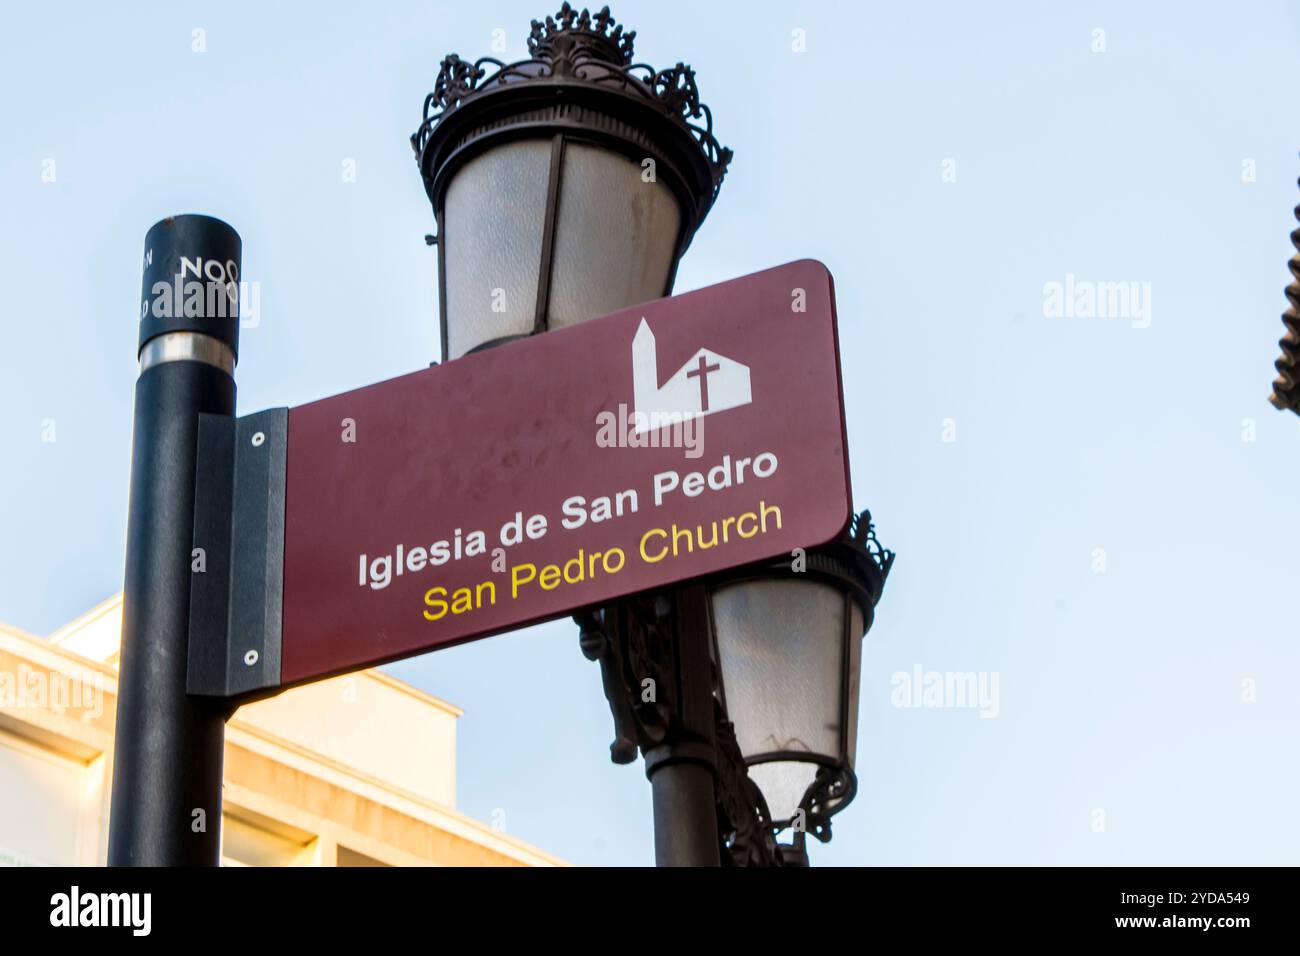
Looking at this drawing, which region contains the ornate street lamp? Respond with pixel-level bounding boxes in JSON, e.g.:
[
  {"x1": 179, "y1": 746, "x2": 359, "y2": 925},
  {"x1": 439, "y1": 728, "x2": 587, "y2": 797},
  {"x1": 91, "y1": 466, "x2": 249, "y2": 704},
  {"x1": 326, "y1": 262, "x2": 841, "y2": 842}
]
[
  {"x1": 578, "y1": 510, "x2": 894, "y2": 867},
  {"x1": 413, "y1": 5, "x2": 896, "y2": 868},
  {"x1": 708, "y1": 510, "x2": 894, "y2": 865},
  {"x1": 411, "y1": 2, "x2": 731, "y2": 359}
]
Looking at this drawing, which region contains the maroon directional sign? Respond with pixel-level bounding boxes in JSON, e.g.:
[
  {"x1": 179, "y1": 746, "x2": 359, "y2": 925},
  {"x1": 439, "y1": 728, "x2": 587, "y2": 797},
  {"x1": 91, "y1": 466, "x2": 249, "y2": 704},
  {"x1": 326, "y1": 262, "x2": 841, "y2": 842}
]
[{"x1": 280, "y1": 259, "x2": 852, "y2": 683}]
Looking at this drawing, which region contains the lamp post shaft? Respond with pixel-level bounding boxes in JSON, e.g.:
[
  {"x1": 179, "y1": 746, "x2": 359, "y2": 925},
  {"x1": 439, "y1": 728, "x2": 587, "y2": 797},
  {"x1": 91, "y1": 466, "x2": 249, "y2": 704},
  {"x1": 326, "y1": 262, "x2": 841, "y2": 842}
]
[
  {"x1": 649, "y1": 761, "x2": 720, "y2": 866},
  {"x1": 643, "y1": 585, "x2": 720, "y2": 866},
  {"x1": 108, "y1": 216, "x2": 240, "y2": 866}
]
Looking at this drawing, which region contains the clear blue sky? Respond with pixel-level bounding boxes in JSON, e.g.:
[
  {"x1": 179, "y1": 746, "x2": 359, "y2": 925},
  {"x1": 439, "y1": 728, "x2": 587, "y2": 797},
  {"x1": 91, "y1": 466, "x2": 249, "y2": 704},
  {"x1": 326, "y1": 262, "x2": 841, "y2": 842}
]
[{"x1": 2, "y1": 1, "x2": 1298, "y2": 865}]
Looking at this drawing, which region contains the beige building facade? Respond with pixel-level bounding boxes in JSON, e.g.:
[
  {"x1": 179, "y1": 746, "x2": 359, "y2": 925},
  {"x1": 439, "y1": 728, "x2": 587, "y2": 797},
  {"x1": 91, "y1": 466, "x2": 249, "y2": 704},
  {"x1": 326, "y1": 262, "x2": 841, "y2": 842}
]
[{"x1": 0, "y1": 594, "x2": 562, "y2": 867}]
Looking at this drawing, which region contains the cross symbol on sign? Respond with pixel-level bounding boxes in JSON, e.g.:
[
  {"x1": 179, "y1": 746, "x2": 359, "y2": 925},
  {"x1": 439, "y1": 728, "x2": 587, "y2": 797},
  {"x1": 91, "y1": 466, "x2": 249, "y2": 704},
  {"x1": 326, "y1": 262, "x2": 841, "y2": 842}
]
[{"x1": 686, "y1": 355, "x2": 722, "y2": 411}]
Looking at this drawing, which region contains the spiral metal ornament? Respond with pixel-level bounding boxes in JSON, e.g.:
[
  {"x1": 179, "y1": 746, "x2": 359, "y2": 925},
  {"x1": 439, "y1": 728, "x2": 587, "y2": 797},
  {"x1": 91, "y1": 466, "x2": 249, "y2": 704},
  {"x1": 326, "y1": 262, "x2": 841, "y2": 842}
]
[{"x1": 1268, "y1": 178, "x2": 1300, "y2": 415}]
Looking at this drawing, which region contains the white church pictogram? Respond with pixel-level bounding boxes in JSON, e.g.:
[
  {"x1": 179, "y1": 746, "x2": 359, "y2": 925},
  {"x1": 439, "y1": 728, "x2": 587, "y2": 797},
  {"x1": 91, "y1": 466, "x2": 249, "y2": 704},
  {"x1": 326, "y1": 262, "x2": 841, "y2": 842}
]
[{"x1": 631, "y1": 318, "x2": 752, "y2": 433}]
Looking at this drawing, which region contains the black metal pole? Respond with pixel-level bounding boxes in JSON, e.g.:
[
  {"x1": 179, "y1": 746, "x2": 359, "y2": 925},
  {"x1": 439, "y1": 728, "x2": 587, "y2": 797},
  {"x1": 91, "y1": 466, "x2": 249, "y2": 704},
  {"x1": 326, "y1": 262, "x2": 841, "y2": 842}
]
[
  {"x1": 643, "y1": 586, "x2": 721, "y2": 867},
  {"x1": 646, "y1": 759, "x2": 720, "y2": 866},
  {"x1": 108, "y1": 215, "x2": 241, "y2": 866},
  {"x1": 582, "y1": 586, "x2": 723, "y2": 866}
]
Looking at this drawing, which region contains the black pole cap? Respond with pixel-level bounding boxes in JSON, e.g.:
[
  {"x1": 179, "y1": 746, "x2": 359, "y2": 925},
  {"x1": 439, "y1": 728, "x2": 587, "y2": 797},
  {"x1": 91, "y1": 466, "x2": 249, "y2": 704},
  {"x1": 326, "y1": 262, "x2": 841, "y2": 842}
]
[{"x1": 138, "y1": 214, "x2": 242, "y2": 358}]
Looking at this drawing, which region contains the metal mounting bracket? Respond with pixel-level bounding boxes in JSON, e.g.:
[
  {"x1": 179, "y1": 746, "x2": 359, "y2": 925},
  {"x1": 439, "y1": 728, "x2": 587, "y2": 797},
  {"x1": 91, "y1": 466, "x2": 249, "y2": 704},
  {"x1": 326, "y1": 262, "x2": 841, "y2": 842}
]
[{"x1": 187, "y1": 407, "x2": 288, "y2": 703}]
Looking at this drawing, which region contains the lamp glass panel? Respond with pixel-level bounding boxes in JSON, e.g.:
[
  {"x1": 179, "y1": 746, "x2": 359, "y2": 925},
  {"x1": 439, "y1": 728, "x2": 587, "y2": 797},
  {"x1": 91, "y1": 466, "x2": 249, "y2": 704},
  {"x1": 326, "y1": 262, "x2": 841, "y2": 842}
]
[
  {"x1": 747, "y1": 761, "x2": 818, "y2": 829},
  {"x1": 711, "y1": 578, "x2": 848, "y2": 821},
  {"x1": 442, "y1": 139, "x2": 552, "y2": 358},
  {"x1": 545, "y1": 142, "x2": 682, "y2": 329},
  {"x1": 844, "y1": 598, "x2": 864, "y2": 771}
]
